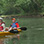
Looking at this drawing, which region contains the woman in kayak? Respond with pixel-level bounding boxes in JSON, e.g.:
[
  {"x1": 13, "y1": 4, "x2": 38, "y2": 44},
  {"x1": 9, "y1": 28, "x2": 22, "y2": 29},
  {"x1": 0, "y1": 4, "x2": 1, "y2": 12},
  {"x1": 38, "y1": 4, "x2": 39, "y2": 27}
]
[
  {"x1": 0, "y1": 17, "x2": 5, "y2": 31},
  {"x1": 9, "y1": 18, "x2": 20, "y2": 39}
]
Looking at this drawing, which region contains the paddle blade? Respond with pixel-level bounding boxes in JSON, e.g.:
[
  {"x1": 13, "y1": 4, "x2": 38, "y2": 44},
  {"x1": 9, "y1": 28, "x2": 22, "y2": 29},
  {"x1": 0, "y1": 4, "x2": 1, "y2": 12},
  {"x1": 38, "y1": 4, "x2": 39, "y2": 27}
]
[{"x1": 20, "y1": 27, "x2": 27, "y2": 31}]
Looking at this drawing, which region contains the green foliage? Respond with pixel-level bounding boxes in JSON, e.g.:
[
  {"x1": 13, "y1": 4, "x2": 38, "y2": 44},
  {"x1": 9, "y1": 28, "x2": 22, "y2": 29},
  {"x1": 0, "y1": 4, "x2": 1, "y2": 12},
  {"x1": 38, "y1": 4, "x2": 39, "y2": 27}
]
[{"x1": 0, "y1": 0, "x2": 44, "y2": 15}]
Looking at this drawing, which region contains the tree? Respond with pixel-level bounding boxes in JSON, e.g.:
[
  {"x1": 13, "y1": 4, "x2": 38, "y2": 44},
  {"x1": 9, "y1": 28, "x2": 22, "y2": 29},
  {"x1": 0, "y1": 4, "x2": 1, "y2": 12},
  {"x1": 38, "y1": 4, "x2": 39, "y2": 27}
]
[{"x1": 0, "y1": 0, "x2": 44, "y2": 15}]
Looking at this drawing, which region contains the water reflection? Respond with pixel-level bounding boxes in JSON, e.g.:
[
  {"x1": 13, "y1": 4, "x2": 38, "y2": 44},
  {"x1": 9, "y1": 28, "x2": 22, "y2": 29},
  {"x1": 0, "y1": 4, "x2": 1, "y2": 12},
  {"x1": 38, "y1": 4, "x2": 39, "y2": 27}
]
[{"x1": 0, "y1": 33, "x2": 27, "y2": 44}]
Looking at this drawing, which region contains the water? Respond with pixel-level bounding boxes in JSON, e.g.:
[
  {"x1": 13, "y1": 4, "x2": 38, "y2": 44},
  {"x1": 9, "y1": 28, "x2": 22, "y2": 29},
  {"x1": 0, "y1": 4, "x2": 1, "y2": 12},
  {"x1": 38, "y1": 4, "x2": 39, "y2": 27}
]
[
  {"x1": 0, "y1": 31, "x2": 27, "y2": 44},
  {"x1": 0, "y1": 28, "x2": 44, "y2": 44},
  {"x1": 2, "y1": 18, "x2": 44, "y2": 44}
]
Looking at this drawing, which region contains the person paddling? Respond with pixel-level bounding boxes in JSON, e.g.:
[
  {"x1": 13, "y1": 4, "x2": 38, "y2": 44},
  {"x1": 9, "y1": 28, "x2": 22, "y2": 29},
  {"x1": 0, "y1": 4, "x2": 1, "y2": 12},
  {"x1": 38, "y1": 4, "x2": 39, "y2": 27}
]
[
  {"x1": 9, "y1": 18, "x2": 20, "y2": 30},
  {"x1": 9, "y1": 18, "x2": 20, "y2": 39},
  {"x1": 0, "y1": 17, "x2": 5, "y2": 31}
]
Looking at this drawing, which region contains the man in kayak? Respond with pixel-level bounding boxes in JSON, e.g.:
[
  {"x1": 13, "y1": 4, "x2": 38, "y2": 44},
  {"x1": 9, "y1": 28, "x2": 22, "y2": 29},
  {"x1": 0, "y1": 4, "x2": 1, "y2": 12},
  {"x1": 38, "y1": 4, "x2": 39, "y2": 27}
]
[
  {"x1": 9, "y1": 18, "x2": 20, "y2": 39},
  {"x1": 0, "y1": 17, "x2": 5, "y2": 31},
  {"x1": 9, "y1": 18, "x2": 20, "y2": 30}
]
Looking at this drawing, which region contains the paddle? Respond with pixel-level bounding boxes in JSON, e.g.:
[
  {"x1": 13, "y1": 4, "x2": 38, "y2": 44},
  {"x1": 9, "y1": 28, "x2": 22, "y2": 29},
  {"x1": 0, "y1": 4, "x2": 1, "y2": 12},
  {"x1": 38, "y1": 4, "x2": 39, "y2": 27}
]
[
  {"x1": 20, "y1": 27, "x2": 27, "y2": 31},
  {"x1": 9, "y1": 27, "x2": 27, "y2": 33}
]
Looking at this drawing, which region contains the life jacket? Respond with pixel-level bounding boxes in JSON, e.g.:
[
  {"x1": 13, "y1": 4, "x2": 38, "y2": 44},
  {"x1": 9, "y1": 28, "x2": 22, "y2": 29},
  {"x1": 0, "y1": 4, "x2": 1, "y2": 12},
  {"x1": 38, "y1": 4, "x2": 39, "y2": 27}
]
[
  {"x1": 10, "y1": 22, "x2": 19, "y2": 28},
  {"x1": 0, "y1": 26, "x2": 3, "y2": 31},
  {"x1": 0, "y1": 22, "x2": 5, "y2": 31}
]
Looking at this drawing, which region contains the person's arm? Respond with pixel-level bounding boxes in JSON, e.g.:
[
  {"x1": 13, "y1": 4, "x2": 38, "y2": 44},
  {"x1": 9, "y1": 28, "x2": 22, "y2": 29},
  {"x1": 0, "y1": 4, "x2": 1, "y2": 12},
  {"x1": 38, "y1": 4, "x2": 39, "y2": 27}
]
[
  {"x1": 9, "y1": 23, "x2": 12, "y2": 28},
  {"x1": 9, "y1": 23, "x2": 13, "y2": 31},
  {"x1": 15, "y1": 23, "x2": 20, "y2": 28},
  {"x1": 2, "y1": 23, "x2": 5, "y2": 31}
]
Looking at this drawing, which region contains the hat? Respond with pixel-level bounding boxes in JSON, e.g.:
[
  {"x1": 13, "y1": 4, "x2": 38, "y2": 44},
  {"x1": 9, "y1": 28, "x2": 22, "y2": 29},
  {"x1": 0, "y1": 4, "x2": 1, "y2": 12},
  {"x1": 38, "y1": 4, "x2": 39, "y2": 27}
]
[
  {"x1": 0, "y1": 17, "x2": 3, "y2": 20},
  {"x1": 12, "y1": 18, "x2": 16, "y2": 20}
]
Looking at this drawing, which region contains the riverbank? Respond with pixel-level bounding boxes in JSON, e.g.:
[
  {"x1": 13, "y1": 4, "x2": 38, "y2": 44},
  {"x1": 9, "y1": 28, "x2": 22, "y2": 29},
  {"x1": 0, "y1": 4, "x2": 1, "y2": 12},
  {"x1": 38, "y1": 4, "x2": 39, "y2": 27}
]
[{"x1": 0, "y1": 15, "x2": 43, "y2": 19}]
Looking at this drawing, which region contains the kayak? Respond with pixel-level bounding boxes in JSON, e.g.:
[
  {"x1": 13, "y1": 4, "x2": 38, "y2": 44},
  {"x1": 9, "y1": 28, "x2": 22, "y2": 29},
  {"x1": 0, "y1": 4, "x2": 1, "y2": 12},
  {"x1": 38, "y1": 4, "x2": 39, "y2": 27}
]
[
  {"x1": 0, "y1": 32, "x2": 15, "y2": 36},
  {"x1": 0, "y1": 29, "x2": 22, "y2": 36},
  {"x1": 0, "y1": 27, "x2": 27, "y2": 36}
]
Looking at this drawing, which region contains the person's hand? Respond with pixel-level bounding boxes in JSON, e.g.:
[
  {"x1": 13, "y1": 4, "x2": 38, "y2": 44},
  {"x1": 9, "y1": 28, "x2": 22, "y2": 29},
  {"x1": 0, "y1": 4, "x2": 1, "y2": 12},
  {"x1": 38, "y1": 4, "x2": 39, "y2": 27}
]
[{"x1": 5, "y1": 28, "x2": 9, "y2": 31}]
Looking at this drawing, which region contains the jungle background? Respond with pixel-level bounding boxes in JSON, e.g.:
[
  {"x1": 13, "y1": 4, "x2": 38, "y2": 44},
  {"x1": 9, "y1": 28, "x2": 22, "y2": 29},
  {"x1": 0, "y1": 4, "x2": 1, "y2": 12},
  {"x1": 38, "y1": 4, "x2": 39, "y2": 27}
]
[{"x1": 0, "y1": 0, "x2": 44, "y2": 17}]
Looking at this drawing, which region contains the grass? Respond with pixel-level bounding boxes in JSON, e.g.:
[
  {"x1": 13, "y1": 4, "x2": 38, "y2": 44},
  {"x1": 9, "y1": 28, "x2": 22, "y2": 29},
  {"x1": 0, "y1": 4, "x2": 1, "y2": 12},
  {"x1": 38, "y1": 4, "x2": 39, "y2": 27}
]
[{"x1": 3, "y1": 18, "x2": 44, "y2": 44}]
